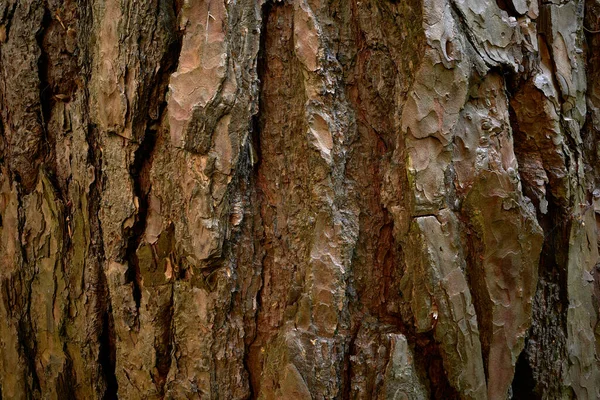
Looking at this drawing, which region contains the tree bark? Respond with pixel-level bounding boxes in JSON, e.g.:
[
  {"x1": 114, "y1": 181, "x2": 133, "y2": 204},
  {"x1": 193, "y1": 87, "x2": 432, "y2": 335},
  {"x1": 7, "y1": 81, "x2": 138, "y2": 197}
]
[{"x1": 0, "y1": 0, "x2": 599, "y2": 399}]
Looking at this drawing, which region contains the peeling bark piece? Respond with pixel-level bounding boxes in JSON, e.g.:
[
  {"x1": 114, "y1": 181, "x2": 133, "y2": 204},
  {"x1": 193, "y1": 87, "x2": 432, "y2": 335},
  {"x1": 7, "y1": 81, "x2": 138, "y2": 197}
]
[
  {"x1": 511, "y1": 76, "x2": 568, "y2": 213},
  {"x1": 402, "y1": 0, "x2": 470, "y2": 213},
  {"x1": 566, "y1": 213, "x2": 600, "y2": 399},
  {"x1": 0, "y1": 171, "x2": 29, "y2": 398},
  {"x1": 168, "y1": 0, "x2": 229, "y2": 149},
  {"x1": 402, "y1": 209, "x2": 487, "y2": 399},
  {"x1": 539, "y1": 1, "x2": 587, "y2": 127},
  {"x1": 383, "y1": 334, "x2": 431, "y2": 400},
  {"x1": 451, "y1": 0, "x2": 524, "y2": 70},
  {"x1": 464, "y1": 171, "x2": 543, "y2": 400},
  {"x1": 24, "y1": 172, "x2": 68, "y2": 399}
]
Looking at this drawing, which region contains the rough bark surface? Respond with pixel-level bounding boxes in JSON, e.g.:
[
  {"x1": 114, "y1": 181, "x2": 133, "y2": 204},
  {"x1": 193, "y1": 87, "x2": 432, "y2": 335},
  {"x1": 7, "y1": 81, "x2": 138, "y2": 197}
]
[{"x1": 0, "y1": 0, "x2": 599, "y2": 399}]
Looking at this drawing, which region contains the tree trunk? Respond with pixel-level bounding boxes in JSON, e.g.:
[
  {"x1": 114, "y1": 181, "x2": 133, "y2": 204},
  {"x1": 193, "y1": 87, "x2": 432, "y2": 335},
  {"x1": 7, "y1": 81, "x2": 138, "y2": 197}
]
[{"x1": 0, "y1": 0, "x2": 599, "y2": 398}]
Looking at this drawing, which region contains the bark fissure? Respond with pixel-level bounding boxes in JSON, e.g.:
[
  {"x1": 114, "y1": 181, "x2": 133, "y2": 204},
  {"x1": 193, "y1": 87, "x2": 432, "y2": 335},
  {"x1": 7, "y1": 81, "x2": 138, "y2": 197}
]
[
  {"x1": 86, "y1": 121, "x2": 118, "y2": 398},
  {"x1": 36, "y1": 5, "x2": 51, "y2": 139}
]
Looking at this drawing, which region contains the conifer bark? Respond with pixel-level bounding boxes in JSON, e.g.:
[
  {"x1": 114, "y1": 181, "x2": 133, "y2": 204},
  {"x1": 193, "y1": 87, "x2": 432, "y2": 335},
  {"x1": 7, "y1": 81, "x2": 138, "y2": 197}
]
[{"x1": 0, "y1": 0, "x2": 599, "y2": 398}]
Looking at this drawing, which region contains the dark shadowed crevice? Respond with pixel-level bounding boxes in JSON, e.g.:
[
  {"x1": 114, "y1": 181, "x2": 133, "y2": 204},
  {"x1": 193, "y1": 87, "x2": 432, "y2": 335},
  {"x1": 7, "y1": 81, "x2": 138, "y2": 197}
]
[
  {"x1": 153, "y1": 285, "x2": 175, "y2": 395},
  {"x1": 87, "y1": 122, "x2": 119, "y2": 399},
  {"x1": 413, "y1": 332, "x2": 461, "y2": 400},
  {"x1": 243, "y1": 123, "x2": 264, "y2": 400},
  {"x1": 124, "y1": 120, "x2": 159, "y2": 312},
  {"x1": 341, "y1": 321, "x2": 359, "y2": 400},
  {"x1": 511, "y1": 350, "x2": 538, "y2": 400},
  {"x1": 0, "y1": 3, "x2": 17, "y2": 38},
  {"x1": 35, "y1": 2, "x2": 73, "y2": 202},
  {"x1": 36, "y1": 0, "x2": 80, "y2": 200},
  {"x1": 244, "y1": 2, "x2": 271, "y2": 396},
  {"x1": 124, "y1": 132, "x2": 155, "y2": 312},
  {"x1": 494, "y1": 0, "x2": 520, "y2": 17},
  {"x1": 16, "y1": 315, "x2": 42, "y2": 398},
  {"x1": 99, "y1": 302, "x2": 118, "y2": 400},
  {"x1": 522, "y1": 198, "x2": 570, "y2": 397},
  {"x1": 121, "y1": 2, "x2": 183, "y2": 390},
  {"x1": 459, "y1": 210, "x2": 491, "y2": 381},
  {"x1": 36, "y1": 5, "x2": 52, "y2": 130},
  {"x1": 80, "y1": 0, "x2": 117, "y2": 391},
  {"x1": 124, "y1": 0, "x2": 183, "y2": 316},
  {"x1": 148, "y1": 3, "x2": 185, "y2": 389},
  {"x1": 56, "y1": 348, "x2": 77, "y2": 399},
  {"x1": 506, "y1": 72, "x2": 570, "y2": 398}
]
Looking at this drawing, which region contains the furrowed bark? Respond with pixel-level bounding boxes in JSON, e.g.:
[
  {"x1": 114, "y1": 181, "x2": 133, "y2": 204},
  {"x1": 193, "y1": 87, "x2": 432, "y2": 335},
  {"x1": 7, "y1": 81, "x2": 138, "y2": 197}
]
[{"x1": 0, "y1": 0, "x2": 599, "y2": 399}]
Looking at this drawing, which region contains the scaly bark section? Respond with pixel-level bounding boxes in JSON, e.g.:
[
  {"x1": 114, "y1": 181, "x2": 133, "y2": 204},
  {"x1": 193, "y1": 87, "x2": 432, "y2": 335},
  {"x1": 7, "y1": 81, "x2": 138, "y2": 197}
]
[
  {"x1": 0, "y1": 0, "x2": 599, "y2": 399},
  {"x1": 249, "y1": 2, "x2": 361, "y2": 398}
]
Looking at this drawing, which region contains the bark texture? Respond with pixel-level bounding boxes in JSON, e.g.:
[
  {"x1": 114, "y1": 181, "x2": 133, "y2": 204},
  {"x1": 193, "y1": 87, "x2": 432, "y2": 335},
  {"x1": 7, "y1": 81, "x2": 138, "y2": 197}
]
[{"x1": 0, "y1": 0, "x2": 599, "y2": 399}]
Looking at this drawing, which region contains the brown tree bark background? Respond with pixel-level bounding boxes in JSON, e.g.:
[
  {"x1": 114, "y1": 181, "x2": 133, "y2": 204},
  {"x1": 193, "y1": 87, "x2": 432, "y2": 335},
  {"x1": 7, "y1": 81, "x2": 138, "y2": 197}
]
[{"x1": 0, "y1": 0, "x2": 599, "y2": 399}]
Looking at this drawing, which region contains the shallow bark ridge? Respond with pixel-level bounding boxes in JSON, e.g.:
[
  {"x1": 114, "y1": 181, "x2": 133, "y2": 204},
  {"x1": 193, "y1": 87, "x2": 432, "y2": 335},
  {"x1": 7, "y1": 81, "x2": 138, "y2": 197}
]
[{"x1": 0, "y1": 0, "x2": 599, "y2": 399}]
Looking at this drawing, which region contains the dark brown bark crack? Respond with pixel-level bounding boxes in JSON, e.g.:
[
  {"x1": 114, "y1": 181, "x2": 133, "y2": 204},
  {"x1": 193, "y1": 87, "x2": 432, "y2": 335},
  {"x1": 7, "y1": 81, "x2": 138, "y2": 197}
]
[{"x1": 122, "y1": 0, "x2": 183, "y2": 388}]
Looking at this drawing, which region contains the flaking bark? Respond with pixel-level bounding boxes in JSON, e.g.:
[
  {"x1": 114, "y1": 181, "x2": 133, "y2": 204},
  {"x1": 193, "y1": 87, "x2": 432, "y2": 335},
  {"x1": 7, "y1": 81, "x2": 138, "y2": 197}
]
[{"x1": 0, "y1": 0, "x2": 599, "y2": 399}]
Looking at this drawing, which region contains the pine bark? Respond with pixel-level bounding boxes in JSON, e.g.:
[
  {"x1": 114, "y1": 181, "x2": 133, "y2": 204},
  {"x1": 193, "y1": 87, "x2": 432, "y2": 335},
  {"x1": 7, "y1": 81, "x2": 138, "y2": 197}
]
[{"x1": 0, "y1": 0, "x2": 599, "y2": 399}]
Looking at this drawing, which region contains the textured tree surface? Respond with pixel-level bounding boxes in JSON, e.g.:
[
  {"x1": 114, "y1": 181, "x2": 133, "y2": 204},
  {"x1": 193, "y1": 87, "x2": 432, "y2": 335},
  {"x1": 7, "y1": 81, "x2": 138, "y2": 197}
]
[{"x1": 0, "y1": 0, "x2": 600, "y2": 399}]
